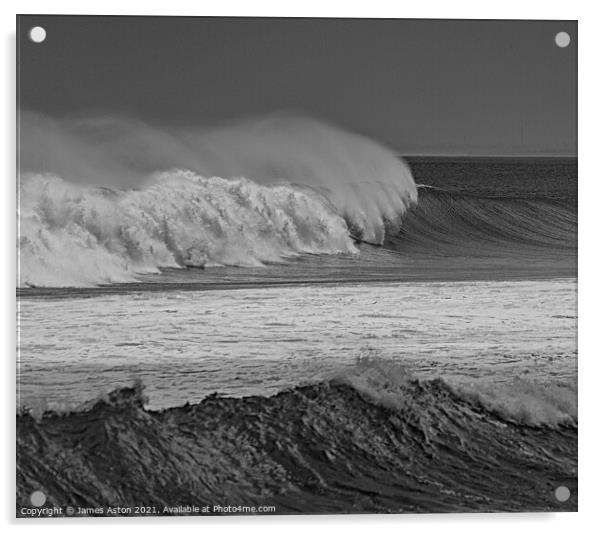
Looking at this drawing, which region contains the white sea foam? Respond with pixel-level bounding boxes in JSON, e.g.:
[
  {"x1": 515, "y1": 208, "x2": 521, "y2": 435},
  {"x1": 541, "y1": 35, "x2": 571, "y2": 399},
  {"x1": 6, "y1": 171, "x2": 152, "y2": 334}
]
[
  {"x1": 18, "y1": 171, "x2": 359, "y2": 287},
  {"x1": 17, "y1": 279, "x2": 577, "y2": 410}
]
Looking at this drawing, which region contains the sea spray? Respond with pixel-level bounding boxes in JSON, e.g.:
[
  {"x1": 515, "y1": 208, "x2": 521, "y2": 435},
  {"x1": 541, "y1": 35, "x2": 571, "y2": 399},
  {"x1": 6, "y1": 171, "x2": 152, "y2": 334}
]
[{"x1": 18, "y1": 113, "x2": 418, "y2": 287}]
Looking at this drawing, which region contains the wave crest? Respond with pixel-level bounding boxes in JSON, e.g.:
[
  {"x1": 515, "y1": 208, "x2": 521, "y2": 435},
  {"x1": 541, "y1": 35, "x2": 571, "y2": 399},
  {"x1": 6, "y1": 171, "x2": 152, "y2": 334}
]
[
  {"x1": 19, "y1": 114, "x2": 418, "y2": 287},
  {"x1": 334, "y1": 357, "x2": 577, "y2": 428}
]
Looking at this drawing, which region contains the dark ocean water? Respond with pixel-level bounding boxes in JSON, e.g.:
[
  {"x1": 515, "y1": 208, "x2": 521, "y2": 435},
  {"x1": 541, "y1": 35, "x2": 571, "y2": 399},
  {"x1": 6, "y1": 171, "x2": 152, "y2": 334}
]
[
  {"x1": 406, "y1": 157, "x2": 577, "y2": 202},
  {"x1": 384, "y1": 157, "x2": 577, "y2": 270},
  {"x1": 17, "y1": 363, "x2": 577, "y2": 515}
]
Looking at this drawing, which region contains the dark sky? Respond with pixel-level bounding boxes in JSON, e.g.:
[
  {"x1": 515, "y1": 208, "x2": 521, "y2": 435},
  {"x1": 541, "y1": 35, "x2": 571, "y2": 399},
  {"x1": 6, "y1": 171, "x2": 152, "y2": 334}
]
[{"x1": 17, "y1": 16, "x2": 577, "y2": 156}]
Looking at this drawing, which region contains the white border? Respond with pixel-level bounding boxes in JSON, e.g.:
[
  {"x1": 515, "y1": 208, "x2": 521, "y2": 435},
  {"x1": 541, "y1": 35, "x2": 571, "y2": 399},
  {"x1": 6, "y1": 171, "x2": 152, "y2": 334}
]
[{"x1": 3, "y1": 1, "x2": 599, "y2": 531}]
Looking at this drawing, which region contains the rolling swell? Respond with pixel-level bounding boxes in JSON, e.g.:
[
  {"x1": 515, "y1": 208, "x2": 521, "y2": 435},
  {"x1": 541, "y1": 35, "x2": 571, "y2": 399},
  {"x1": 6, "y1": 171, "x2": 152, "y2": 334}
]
[
  {"x1": 17, "y1": 364, "x2": 577, "y2": 514},
  {"x1": 385, "y1": 186, "x2": 577, "y2": 255}
]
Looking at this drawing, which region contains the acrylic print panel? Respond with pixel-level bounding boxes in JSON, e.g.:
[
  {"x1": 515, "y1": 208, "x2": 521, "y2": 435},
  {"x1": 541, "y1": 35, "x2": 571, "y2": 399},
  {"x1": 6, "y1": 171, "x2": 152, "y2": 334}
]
[{"x1": 16, "y1": 15, "x2": 577, "y2": 517}]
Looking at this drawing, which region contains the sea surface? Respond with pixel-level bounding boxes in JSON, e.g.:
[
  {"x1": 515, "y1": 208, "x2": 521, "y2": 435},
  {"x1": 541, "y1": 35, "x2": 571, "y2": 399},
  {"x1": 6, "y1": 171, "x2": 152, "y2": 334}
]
[
  {"x1": 18, "y1": 278, "x2": 576, "y2": 411},
  {"x1": 17, "y1": 156, "x2": 578, "y2": 513}
]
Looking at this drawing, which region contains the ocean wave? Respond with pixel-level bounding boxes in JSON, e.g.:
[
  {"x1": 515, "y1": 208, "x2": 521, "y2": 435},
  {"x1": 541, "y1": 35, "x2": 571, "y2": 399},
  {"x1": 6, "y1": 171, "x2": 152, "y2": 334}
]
[
  {"x1": 20, "y1": 113, "x2": 418, "y2": 241},
  {"x1": 18, "y1": 114, "x2": 419, "y2": 287},
  {"x1": 17, "y1": 175, "x2": 578, "y2": 288},
  {"x1": 335, "y1": 357, "x2": 577, "y2": 428},
  {"x1": 17, "y1": 361, "x2": 577, "y2": 514},
  {"x1": 18, "y1": 172, "x2": 357, "y2": 287}
]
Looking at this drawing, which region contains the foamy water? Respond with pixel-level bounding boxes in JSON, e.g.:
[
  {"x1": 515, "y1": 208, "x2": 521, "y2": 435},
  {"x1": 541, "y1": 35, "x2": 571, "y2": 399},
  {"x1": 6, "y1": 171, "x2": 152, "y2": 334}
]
[
  {"x1": 17, "y1": 278, "x2": 576, "y2": 410},
  {"x1": 18, "y1": 172, "x2": 358, "y2": 287}
]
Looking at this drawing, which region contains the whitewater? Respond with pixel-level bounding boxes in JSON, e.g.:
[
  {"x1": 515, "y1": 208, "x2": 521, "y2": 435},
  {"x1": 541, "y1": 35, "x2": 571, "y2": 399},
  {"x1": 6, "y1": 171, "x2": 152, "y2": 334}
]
[{"x1": 19, "y1": 172, "x2": 361, "y2": 286}]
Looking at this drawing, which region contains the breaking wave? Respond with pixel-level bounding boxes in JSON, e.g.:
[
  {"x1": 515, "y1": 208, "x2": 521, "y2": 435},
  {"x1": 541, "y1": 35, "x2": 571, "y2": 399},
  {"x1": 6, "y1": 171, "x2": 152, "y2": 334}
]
[
  {"x1": 17, "y1": 360, "x2": 577, "y2": 514},
  {"x1": 17, "y1": 114, "x2": 577, "y2": 288},
  {"x1": 18, "y1": 172, "x2": 357, "y2": 287},
  {"x1": 335, "y1": 357, "x2": 577, "y2": 428},
  {"x1": 18, "y1": 114, "x2": 417, "y2": 287}
]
